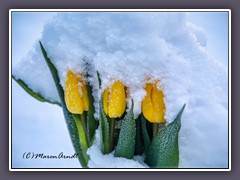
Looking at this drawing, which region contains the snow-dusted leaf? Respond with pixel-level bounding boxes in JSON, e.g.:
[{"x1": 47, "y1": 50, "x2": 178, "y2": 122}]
[
  {"x1": 99, "y1": 97, "x2": 110, "y2": 154},
  {"x1": 12, "y1": 75, "x2": 61, "y2": 106},
  {"x1": 39, "y1": 41, "x2": 88, "y2": 167},
  {"x1": 145, "y1": 104, "x2": 186, "y2": 168},
  {"x1": 114, "y1": 100, "x2": 136, "y2": 159},
  {"x1": 86, "y1": 84, "x2": 98, "y2": 145}
]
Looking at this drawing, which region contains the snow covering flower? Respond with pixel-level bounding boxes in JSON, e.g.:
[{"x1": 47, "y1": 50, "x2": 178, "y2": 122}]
[
  {"x1": 64, "y1": 70, "x2": 89, "y2": 114},
  {"x1": 142, "y1": 81, "x2": 166, "y2": 123},
  {"x1": 103, "y1": 81, "x2": 126, "y2": 118}
]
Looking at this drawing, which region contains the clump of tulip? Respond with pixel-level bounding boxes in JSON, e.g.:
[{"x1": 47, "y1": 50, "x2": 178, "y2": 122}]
[
  {"x1": 63, "y1": 71, "x2": 184, "y2": 168},
  {"x1": 14, "y1": 42, "x2": 185, "y2": 168}
]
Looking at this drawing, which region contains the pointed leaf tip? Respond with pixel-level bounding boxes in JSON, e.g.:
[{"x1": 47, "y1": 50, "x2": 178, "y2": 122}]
[{"x1": 145, "y1": 104, "x2": 186, "y2": 168}]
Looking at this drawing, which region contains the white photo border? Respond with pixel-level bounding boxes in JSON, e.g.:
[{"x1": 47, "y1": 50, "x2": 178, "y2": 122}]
[{"x1": 9, "y1": 9, "x2": 231, "y2": 171}]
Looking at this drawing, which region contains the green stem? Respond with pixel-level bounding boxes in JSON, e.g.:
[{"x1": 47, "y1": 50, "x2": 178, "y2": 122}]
[
  {"x1": 153, "y1": 123, "x2": 159, "y2": 137},
  {"x1": 72, "y1": 114, "x2": 90, "y2": 163},
  {"x1": 81, "y1": 112, "x2": 89, "y2": 146},
  {"x1": 109, "y1": 118, "x2": 115, "y2": 152}
]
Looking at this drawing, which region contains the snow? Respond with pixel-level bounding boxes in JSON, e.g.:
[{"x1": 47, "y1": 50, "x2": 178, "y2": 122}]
[
  {"x1": 87, "y1": 129, "x2": 148, "y2": 168},
  {"x1": 12, "y1": 12, "x2": 229, "y2": 168}
]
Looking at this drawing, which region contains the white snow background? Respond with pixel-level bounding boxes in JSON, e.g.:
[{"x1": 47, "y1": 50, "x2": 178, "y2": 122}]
[{"x1": 12, "y1": 12, "x2": 229, "y2": 168}]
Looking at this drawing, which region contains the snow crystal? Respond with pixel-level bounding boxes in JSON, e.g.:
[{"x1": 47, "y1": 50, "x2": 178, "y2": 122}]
[{"x1": 12, "y1": 12, "x2": 228, "y2": 168}]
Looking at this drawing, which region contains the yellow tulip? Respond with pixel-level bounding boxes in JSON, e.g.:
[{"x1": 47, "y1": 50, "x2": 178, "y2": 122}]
[
  {"x1": 142, "y1": 81, "x2": 166, "y2": 123},
  {"x1": 64, "y1": 70, "x2": 89, "y2": 114},
  {"x1": 103, "y1": 81, "x2": 126, "y2": 118}
]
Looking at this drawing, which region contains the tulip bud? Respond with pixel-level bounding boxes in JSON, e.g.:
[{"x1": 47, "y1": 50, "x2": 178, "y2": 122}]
[
  {"x1": 64, "y1": 70, "x2": 89, "y2": 114},
  {"x1": 142, "y1": 81, "x2": 166, "y2": 123},
  {"x1": 103, "y1": 81, "x2": 126, "y2": 118}
]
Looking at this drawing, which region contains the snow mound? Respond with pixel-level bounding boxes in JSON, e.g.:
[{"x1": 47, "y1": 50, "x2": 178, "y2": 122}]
[{"x1": 87, "y1": 129, "x2": 148, "y2": 168}]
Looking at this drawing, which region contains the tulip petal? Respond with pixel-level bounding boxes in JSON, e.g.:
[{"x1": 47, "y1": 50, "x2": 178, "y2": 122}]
[
  {"x1": 108, "y1": 81, "x2": 126, "y2": 118},
  {"x1": 103, "y1": 88, "x2": 109, "y2": 116},
  {"x1": 65, "y1": 71, "x2": 85, "y2": 114},
  {"x1": 152, "y1": 83, "x2": 166, "y2": 123},
  {"x1": 142, "y1": 83, "x2": 154, "y2": 122},
  {"x1": 80, "y1": 79, "x2": 89, "y2": 111}
]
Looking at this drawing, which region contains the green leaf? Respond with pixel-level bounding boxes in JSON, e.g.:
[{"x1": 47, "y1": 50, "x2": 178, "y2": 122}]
[
  {"x1": 114, "y1": 100, "x2": 136, "y2": 159},
  {"x1": 141, "y1": 115, "x2": 151, "y2": 152},
  {"x1": 72, "y1": 114, "x2": 90, "y2": 162},
  {"x1": 12, "y1": 75, "x2": 61, "y2": 106},
  {"x1": 99, "y1": 96, "x2": 110, "y2": 154},
  {"x1": 86, "y1": 84, "x2": 98, "y2": 145},
  {"x1": 39, "y1": 41, "x2": 88, "y2": 168},
  {"x1": 135, "y1": 115, "x2": 144, "y2": 155},
  {"x1": 145, "y1": 104, "x2": 186, "y2": 168}
]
